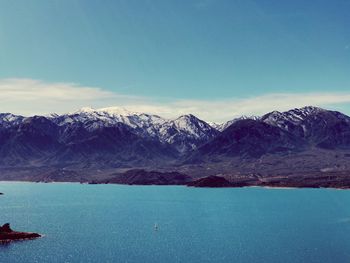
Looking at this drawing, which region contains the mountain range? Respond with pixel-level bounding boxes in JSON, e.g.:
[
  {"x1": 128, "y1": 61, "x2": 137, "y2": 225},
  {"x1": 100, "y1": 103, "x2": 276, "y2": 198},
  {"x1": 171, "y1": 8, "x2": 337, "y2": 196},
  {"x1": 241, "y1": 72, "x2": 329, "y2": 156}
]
[{"x1": 1, "y1": 106, "x2": 350, "y2": 187}]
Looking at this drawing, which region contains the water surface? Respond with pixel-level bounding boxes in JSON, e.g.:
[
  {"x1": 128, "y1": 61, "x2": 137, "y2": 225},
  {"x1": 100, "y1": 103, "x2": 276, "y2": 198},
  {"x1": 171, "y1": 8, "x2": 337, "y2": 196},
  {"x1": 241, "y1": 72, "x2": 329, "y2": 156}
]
[{"x1": 1, "y1": 182, "x2": 350, "y2": 263}]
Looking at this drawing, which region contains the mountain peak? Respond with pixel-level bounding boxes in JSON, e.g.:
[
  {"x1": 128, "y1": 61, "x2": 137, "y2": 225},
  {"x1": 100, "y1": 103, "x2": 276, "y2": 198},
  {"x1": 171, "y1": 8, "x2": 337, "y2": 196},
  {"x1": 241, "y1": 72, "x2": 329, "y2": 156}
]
[
  {"x1": 175, "y1": 114, "x2": 198, "y2": 121},
  {"x1": 73, "y1": 106, "x2": 146, "y2": 117},
  {"x1": 300, "y1": 105, "x2": 325, "y2": 111}
]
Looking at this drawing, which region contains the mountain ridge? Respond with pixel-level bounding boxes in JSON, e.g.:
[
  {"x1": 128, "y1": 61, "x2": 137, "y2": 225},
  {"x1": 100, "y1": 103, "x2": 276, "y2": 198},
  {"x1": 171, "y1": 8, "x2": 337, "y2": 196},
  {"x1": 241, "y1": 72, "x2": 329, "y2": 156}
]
[{"x1": 1, "y1": 106, "x2": 350, "y2": 187}]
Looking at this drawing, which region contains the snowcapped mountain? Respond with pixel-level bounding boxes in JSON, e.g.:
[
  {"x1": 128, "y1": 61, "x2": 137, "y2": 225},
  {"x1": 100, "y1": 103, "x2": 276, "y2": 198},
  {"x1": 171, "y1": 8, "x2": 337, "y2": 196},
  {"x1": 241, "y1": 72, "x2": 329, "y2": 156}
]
[
  {"x1": 157, "y1": 114, "x2": 219, "y2": 152},
  {"x1": 261, "y1": 106, "x2": 350, "y2": 148},
  {"x1": 261, "y1": 106, "x2": 326, "y2": 130},
  {"x1": 205, "y1": 107, "x2": 335, "y2": 132},
  {"x1": 1, "y1": 106, "x2": 350, "y2": 169},
  {"x1": 213, "y1": 106, "x2": 328, "y2": 133},
  {"x1": 186, "y1": 106, "x2": 350, "y2": 163},
  {"x1": 261, "y1": 106, "x2": 348, "y2": 133},
  {"x1": 51, "y1": 106, "x2": 166, "y2": 133},
  {"x1": 49, "y1": 107, "x2": 218, "y2": 153},
  {"x1": 0, "y1": 107, "x2": 219, "y2": 168}
]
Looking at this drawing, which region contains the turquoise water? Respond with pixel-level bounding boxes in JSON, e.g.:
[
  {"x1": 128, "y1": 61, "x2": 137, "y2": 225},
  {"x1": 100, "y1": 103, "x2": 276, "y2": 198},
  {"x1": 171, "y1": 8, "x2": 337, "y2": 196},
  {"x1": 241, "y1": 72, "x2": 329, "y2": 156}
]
[{"x1": 1, "y1": 183, "x2": 350, "y2": 263}]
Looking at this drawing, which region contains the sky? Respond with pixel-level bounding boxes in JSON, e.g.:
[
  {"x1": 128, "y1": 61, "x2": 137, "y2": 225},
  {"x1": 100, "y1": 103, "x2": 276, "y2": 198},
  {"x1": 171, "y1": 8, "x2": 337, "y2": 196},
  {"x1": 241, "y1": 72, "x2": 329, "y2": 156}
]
[{"x1": 0, "y1": 0, "x2": 349, "y2": 122}]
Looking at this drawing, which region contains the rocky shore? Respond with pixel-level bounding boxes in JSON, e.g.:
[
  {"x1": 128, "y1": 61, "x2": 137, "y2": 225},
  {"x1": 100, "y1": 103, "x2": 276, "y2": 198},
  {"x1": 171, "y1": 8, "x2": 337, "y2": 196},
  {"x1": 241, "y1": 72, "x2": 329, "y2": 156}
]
[
  {"x1": 187, "y1": 171, "x2": 350, "y2": 189},
  {"x1": 1, "y1": 167, "x2": 350, "y2": 189}
]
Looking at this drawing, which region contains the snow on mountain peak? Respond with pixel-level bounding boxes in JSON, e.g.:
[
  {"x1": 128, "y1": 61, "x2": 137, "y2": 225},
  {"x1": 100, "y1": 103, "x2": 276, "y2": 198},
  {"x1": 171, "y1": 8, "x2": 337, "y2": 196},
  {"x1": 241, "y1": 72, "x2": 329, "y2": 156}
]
[
  {"x1": 292, "y1": 106, "x2": 325, "y2": 116},
  {"x1": 263, "y1": 106, "x2": 325, "y2": 122},
  {"x1": 0, "y1": 113, "x2": 24, "y2": 127},
  {"x1": 216, "y1": 115, "x2": 259, "y2": 131},
  {"x1": 259, "y1": 106, "x2": 329, "y2": 134}
]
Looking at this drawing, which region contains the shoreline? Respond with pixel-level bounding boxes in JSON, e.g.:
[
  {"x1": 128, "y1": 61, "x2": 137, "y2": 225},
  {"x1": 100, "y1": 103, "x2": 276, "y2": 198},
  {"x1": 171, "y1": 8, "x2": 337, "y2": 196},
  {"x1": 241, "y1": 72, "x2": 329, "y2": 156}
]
[{"x1": 0, "y1": 180, "x2": 349, "y2": 190}]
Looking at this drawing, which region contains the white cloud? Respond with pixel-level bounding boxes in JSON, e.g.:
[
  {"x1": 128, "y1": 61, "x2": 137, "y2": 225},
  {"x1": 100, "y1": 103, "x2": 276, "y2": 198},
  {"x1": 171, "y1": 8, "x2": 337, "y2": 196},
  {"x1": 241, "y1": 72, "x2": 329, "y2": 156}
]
[
  {"x1": 0, "y1": 78, "x2": 141, "y2": 116},
  {"x1": 0, "y1": 78, "x2": 350, "y2": 123},
  {"x1": 0, "y1": 78, "x2": 115, "y2": 100}
]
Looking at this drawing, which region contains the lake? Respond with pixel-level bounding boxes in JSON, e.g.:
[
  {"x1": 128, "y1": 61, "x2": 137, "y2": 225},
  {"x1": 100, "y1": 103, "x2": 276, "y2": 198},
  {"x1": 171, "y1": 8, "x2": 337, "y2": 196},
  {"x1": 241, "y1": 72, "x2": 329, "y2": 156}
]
[{"x1": 1, "y1": 182, "x2": 350, "y2": 263}]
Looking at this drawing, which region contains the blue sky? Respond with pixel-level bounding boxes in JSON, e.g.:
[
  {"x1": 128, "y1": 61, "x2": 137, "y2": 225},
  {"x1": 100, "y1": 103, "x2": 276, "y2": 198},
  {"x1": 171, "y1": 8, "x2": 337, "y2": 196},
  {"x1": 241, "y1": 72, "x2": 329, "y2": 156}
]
[{"x1": 0, "y1": 0, "x2": 349, "y2": 122}]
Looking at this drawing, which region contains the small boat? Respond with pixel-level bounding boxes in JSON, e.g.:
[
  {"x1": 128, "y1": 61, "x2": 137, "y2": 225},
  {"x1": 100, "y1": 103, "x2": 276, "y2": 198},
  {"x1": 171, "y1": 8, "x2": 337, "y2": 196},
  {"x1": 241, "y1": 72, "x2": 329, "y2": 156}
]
[{"x1": 154, "y1": 223, "x2": 158, "y2": 231}]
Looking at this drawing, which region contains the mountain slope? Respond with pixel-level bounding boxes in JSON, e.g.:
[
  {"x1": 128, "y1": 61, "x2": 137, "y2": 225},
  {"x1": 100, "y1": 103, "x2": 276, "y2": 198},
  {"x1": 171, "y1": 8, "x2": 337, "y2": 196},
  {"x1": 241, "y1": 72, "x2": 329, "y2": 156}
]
[
  {"x1": 1, "y1": 106, "x2": 350, "y2": 172},
  {"x1": 189, "y1": 119, "x2": 306, "y2": 161},
  {"x1": 0, "y1": 116, "x2": 61, "y2": 166}
]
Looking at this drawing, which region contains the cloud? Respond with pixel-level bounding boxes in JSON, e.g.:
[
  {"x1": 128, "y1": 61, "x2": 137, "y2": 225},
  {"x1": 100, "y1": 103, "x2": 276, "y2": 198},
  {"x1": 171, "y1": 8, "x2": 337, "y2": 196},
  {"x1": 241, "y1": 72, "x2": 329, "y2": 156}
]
[
  {"x1": 1, "y1": 78, "x2": 350, "y2": 123},
  {"x1": 0, "y1": 78, "x2": 143, "y2": 116},
  {"x1": 137, "y1": 93, "x2": 350, "y2": 123},
  {"x1": 0, "y1": 78, "x2": 114, "y2": 101}
]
